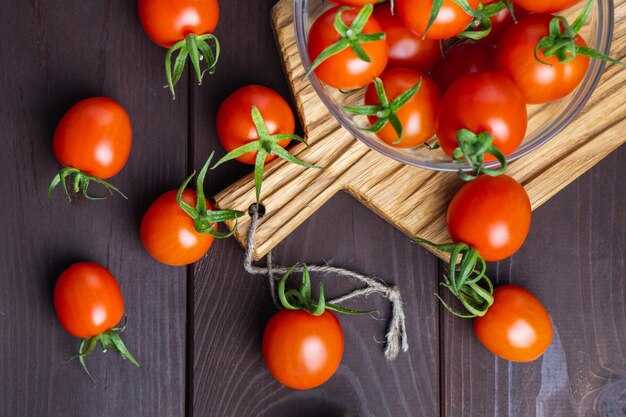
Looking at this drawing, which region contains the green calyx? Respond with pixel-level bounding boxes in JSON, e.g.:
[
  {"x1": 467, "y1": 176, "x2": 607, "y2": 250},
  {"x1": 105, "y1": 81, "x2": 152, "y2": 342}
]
[
  {"x1": 177, "y1": 152, "x2": 244, "y2": 237},
  {"x1": 165, "y1": 33, "x2": 221, "y2": 100},
  {"x1": 457, "y1": 0, "x2": 513, "y2": 41},
  {"x1": 68, "y1": 319, "x2": 139, "y2": 384},
  {"x1": 452, "y1": 129, "x2": 507, "y2": 181},
  {"x1": 425, "y1": 0, "x2": 479, "y2": 37},
  {"x1": 343, "y1": 77, "x2": 422, "y2": 144},
  {"x1": 415, "y1": 239, "x2": 494, "y2": 318},
  {"x1": 212, "y1": 107, "x2": 320, "y2": 204},
  {"x1": 535, "y1": 0, "x2": 625, "y2": 66},
  {"x1": 49, "y1": 167, "x2": 127, "y2": 201},
  {"x1": 278, "y1": 264, "x2": 373, "y2": 316},
  {"x1": 306, "y1": 4, "x2": 386, "y2": 77}
]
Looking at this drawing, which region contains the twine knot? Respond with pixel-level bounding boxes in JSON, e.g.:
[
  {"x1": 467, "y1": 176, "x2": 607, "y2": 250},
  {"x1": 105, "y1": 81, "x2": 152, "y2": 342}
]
[{"x1": 243, "y1": 204, "x2": 408, "y2": 360}]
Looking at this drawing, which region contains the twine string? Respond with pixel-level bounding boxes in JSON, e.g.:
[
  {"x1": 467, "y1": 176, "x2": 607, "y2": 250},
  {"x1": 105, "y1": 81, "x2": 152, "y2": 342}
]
[{"x1": 243, "y1": 204, "x2": 408, "y2": 360}]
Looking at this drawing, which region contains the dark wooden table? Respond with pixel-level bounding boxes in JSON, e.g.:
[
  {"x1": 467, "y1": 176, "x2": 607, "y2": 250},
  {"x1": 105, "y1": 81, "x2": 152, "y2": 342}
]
[{"x1": 1, "y1": 1, "x2": 625, "y2": 416}]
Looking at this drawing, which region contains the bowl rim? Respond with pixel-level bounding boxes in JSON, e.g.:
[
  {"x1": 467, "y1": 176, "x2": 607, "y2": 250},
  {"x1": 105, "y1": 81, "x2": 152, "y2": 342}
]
[{"x1": 293, "y1": 0, "x2": 614, "y2": 172}]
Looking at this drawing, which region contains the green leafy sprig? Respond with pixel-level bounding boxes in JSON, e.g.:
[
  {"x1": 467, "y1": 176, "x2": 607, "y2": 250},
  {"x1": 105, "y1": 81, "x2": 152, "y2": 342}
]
[
  {"x1": 343, "y1": 77, "x2": 422, "y2": 144},
  {"x1": 452, "y1": 129, "x2": 508, "y2": 181},
  {"x1": 177, "y1": 152, "x2": 244, "y2": 237},
  {"x1": 457, "y1": 0, "x2": 513, "y2": 41},
  {"x1": 49, "y1": 167, "x2": 127, "y2": 201},
  {"x1": 278, "y1": 264, "x2": 374, "y2": 316},
  {"x1": 306, "y1": 4, "x2": 386, "y2": 77},
  {"x1": 165, "y1": 33, "x2": 221, "y2": 100},
  {"x1": 212, "y1": 107, "x2": 319, "y2": 204},
  {"x1": 415, "y1": 239, "x2": 494, "y2": 318},
  {"x1": 535, "y1": 0, "x2": 625, "y2": 66},
  {"x1": 68, "y1": 318, "x2": 138, "y2": 384}
]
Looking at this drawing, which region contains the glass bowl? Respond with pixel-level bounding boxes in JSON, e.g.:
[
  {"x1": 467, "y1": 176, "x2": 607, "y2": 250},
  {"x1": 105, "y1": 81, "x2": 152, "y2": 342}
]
[{"x1": 293, "y1": 0, "x2": 614, "y2": 171}]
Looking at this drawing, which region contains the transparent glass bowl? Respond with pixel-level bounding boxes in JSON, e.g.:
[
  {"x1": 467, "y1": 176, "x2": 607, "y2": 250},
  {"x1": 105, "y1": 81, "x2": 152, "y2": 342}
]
[{"x1": 294, "y1": 0, "x2": 614, "y2": 171}]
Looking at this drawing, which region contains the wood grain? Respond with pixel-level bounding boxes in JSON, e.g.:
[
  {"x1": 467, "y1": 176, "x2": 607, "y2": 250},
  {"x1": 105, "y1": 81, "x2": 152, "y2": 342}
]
[
  {"x1": 441, "y1": 146, "x2": 626, "y2": 417},
  {"x1": 214, "y1": 0, "x2": 626, "y2": 261},
  {"x1": 190, "y1": 2, "x2": 441, "y2": 416},
  {"x1": 0, "y1": 1, "x2": 188, "y2": 416}
]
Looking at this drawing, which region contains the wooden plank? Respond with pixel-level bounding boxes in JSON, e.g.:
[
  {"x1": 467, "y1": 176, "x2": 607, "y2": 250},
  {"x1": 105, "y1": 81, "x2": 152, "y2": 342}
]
[
  {"x1": 214, "y1": 0, "x2": 626, "y2": 261},
  {"x1": 0, "y1": 1, "x2": 188, "y2": 416},
  {"x1": 190, "y1": 1, "x2": 441, "y2": 415},
  {"x1": 193, "y1": 194, "x2": 441, "y2": 417},
  {"x1": 441, "y1": 146, "x2": 626, "y2": 417}
]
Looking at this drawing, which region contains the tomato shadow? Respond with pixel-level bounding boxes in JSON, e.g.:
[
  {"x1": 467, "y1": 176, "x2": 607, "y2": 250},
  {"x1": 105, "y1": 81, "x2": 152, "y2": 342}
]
[{"x1": 263, "y1": 395, "x2": 351, "y2": 417}]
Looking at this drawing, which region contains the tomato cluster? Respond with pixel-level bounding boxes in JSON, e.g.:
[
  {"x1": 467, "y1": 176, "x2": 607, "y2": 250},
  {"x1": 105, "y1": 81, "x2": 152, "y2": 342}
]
[
  {"x1": 308, "y1": 0, "x2": 622, "y2": 177},
  {"x1": 45, "y1": 0, "x2": 622, "y2": 393}
]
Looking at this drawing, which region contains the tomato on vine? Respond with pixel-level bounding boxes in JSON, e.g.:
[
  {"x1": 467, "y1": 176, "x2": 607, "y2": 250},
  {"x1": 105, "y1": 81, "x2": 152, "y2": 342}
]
[
  {"x1": 417, "y1": 241, "x2": 551, "y2": 362},
  {"x1": 344, "y1": 68, "x2": 440, "y2": 148},
  {"x1": 474, "y1": 285, "x2": 553, "y2": 362},
  {"x1": 395, "y1": 0, "x2": 479, "y2": 40},
  {"x1": 54, "y1": 262, "x2": 138, "y2": 381},
  {"x1": 263, "y1": 265, "x2": 370, "y2": 390},
  {"x1": 140, "y1": 153, "x2": 243, "y2": 266},
  {"x1": 436, "y1": 72, "x2": 527, "y2": 179},
  {"x1": 373, "y1": 3, "x2": 440, "y2": 73},
  {"x1": 49, "y1": 97, "x2": 131, "y2": 201},
  {"x1": 307, "y1": 4, "x2": 388, "y2": 90},
  {"x1": 138, "y1": 0, "x2": 220, "y2": 99},
  {"x1": 495, "y1": 0, "x2": 625, "y2": 104},
  {"x1": 213, "y1": 85, "x2": 319, "y2": 203}
]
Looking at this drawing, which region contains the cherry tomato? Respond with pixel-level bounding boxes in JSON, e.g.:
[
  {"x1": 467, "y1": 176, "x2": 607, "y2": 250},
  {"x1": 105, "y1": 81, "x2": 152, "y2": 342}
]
[
  {"x1": 446, "y1": 175, "x2": 531, "y2": 261},
  {"x1": 436, "y1": 72, "x2": 527, "y2": 159},
  {"x1": 140, "y1": 189, "x2": 214, "y2": 266},
  {"x1": 373, "y1": 3, "x2": 441, "y2": 72},
  {"x1": 216, "y1": 85, "x2": 294, "y2": 165},
  {"x1": 512, "y1": 0, "x2": 581, "y2": 14},
  {"x1": 495, "y1": 14, "x2": 590, "y2": 104},
  {"x1": 263, "y1": 310, "x2": 344, "y2": 390},
  {"x1": 53, "y1": 97, "x2": 132, "y2": 180},
  {"x1": 395, "y1": 0, "x2": 479, "y2": 40},
  {"x1": 475, "y1": 285, "x2": 553, "y2": 362},
  {"x1": 137, "y1": 0, "x2": 219, "y2": 48},
  {"x1": 364, "y1": 68, "x2": 440, "y2": 147},
  {"x1": 308, "y1": 6, "x2": 388, "y2": 90},
  {"x1": 429, "y1": 43, "x2": 493, "y2": 92},
  {"x1": 54, "y1": 262, "x2": 124, "y2": 339}
]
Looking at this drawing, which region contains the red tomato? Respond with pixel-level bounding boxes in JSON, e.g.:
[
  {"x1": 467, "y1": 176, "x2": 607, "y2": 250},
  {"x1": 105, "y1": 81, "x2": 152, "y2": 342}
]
[
  {"x1": 308, "y1": 6, "x2": 389, "y2": 90},
  {"x1": 216, "y1": 85, "x2": 294, "y2": 165},
  {"x1": 429, "y1": 43, "x2": 493, "y2": 92},
  {"x1": 447, "y1": 175, "x2": 531, "y2": 261},
  {"x1": 436, "y1": 72, "x2": 527, "y2": 159},
  {"x1": 373, "y1": 3, "x2": 441, "y2": 72},
  {"x1": 53, "y1": 97, "x2": 132, "y2": 179},
  {"x1": 263, "y1": 310, "x2": 344, "y2": 390},
  {"x1": 395, "y1": 0, "x2": 479, "y2": 40},
  {"x1": 364, "y1": 68, "x2": 440, "y2": 147},
  {"x1": 475, "y1": 285, "x2": 553, "y2": 362},
  {"x1": 54, "y1": 262, "x2": 124, "y2": 339},
  {"x1": 140, "y1": 189, "x2": 215, "y2": 266},
  {"x1": 495, "y1": 14, "x2": 590, "y2": 104},
  {"x1": 137, "y1": 0, "x2": 219, "y2": 48},
  {"x1": 512, "y1": 0, "x2": 581, "y2": 14}
]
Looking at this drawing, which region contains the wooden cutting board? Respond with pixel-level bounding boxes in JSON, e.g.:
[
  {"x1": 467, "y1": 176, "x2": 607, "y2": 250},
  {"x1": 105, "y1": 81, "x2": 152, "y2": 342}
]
[{"x1": 214, "y1": 0, "x2": 626, "y2": 261}]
